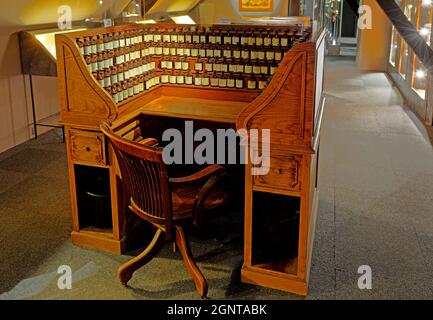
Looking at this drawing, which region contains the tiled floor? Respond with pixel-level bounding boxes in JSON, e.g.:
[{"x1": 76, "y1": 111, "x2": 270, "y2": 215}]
[
  {"x1": 309, "y1": 56, "x2": 433, "y2": 299},
  {"x1": 1, "y1": 56, "x2": 433, "y2": 300}
]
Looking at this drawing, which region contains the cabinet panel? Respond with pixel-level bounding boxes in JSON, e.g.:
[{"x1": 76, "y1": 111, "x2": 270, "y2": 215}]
[
  {"x1": 70, "y1": 130, "x2": 106, "y2": 165},
  {"x1": 253, "y1": 153, "x2": 302, "y2": 192}
]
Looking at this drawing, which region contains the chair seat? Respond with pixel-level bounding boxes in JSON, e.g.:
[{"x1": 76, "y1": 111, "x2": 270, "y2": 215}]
[{"x1": 171, "y1": 183, "x2": 229, "y2": 220}]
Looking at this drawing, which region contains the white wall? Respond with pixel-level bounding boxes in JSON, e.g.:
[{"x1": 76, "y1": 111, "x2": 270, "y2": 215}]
[
  {"x1": 0, "y1": 25, "x2": 61, "y2": 153},
  {"x1": 0, "y1": 27, "x2": 30, "y2": 152},
  {"x1": 0, "y1": 0, "x2": 122, "y2": 154},
  {"x1": 0, "y1": 0, "x2": 123, "y2": 26}
]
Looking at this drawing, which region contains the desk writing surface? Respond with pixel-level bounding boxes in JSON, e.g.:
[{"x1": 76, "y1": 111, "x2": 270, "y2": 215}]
[{"x1": 138, "y1": 96, "x2": 249, "y2": 124}]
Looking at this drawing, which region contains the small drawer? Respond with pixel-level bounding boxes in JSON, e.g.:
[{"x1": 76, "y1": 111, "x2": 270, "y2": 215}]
[
  {"x1": 70, "y1": 130, "x2": 106, "y2": 165},
  {"x1": 254, "y1": 154, "x2": 302, "y2": 191}
]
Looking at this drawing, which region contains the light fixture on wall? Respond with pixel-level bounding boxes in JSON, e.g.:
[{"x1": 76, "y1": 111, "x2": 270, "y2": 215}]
[
  {"x1": 35, "y1": 28, "x2": 87, "y2": 58},
  {"x1": 122, "y1": 0, "x2": 142, "y2": 18},
  {"x1": 420, "y1": 27, "x2": 431, "y2": 36},
  {"x1": 170, "y1": 15, "x2": 196, "y2": 24},
  {"x1": 416, "y1": 69, "x2": 426, "y2": 78},
  {"x1": 422, "y1": 0, "x2": 432, "y2": 7}
]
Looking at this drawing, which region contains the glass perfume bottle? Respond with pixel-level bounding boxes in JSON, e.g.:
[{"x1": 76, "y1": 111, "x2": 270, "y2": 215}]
[
  {"x1": 210, "y1": 73, "x2": 219, "y2": 87},
  {"x1": 235, "y1": 73, "x2": 244, "y2": 89},
  {"x1": 185, "y1": 72, "x2": 193, "y2": 85},
  {"x1": 218, "y1": 73, "x2": 228, "y2": 88},
  {"x1": 76, "y1": 38, "x2": 85, "y2": 56},
  {"x1": 104, "y1": 69, "x2": 112, "y2": 88},
  {"x1": 247, "y1": 74, "x2": 257, "y2": 90},
  {"x1": 227, "y1": 73, "x2": 235, "y2": 88},
  {"x1": 202, "y1": 72, "x2": 210, "y2": 86},
  {"x1": 258, "y1": 75, "x2": 269, "y2": 90},
  {"x1": 194, "y1": 72, "x2": 202, "y2": 86}
]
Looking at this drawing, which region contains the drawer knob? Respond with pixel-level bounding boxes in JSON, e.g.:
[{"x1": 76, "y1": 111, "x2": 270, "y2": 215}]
[
  {"x1": 85, "y1": 147, "x2": 91, "y2": 152},
  {"x1": 274, "y1": 168, "x2": 282, "y2": 175}
]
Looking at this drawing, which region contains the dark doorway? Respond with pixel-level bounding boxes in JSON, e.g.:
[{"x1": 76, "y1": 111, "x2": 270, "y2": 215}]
[{"x1": 341, "y1": 0, "x2": 360, "y2": 38}]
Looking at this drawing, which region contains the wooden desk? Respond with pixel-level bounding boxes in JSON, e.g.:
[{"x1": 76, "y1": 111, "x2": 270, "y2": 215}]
[
  {"x1": 118, "y1": 96, "x2": 249, "y2": 126},
  {"x1": 55, "y1": 23, "x2": 324, "y2": 296}
]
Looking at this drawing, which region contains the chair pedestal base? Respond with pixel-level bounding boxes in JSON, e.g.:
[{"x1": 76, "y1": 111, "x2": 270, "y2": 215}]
[
  {"x1": 117, "y1": 226, "x2": 209, "y2": 298},
  {"x1": 175, "y1": 226, "x2": 208, "y2": 298},
  {"x1": 118, "y1": 229, "x2": 166, "y2": 285}
]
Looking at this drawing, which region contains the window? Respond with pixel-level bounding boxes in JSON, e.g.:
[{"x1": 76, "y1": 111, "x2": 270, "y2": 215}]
[
  {"x1": 411, "y1": 0, "x2": 432, "y2": 99},
  {"x1": 402, "y1": 0, "x2": 419, "y2": 22},
  {"x1": 399, "y1": 38, "x2": 409, "y2": 79},
  {"x1": 396, "y1": 1, "x2": 418, "y2": 79},
  {"x1": 418, "y1": 0, "x2": 432, "y2": 46},
  {"x1": 412, "y1": 59, "x2": 428, "y2": 98},
  {"x1": 389, "y1": 27, "x2": 399, "y2": 67}
]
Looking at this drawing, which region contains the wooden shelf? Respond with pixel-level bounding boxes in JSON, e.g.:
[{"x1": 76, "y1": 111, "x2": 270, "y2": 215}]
[
  {"x1": 79, "y1": 227, "x2": 113, "y2": 235},
  {"x1": 36, "y1": 113, "x2": 61, "y2": 127},
  {"x1": 71, "y1": 230, "x2": 124, "y2": 254},
  {"x1": 241, "y1": 266, "x2": 307, "y2": 296},
  {"x1": 253, "y1": 257, "x2": 298, "y2": 275}
]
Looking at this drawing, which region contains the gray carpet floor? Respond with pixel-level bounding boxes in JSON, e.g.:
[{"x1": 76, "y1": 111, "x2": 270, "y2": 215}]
[{"x1": 1, "y1": 56, "x2": 433, "y2": 300}]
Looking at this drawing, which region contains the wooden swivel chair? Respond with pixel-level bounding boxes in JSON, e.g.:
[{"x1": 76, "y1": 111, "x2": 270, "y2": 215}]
[{"x1": 100, "y1": 122, "x2": 229, "y2": 298}]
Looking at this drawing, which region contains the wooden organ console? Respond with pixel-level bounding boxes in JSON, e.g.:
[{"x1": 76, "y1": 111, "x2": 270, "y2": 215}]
[{"x1": 55, "y1": 23, "x2": 325, "y2": 296}]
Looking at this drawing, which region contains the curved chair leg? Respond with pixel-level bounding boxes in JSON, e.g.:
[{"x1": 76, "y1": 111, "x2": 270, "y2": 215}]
[
  {"x1": 118, "y1": 228, "x2": 166, "y2": 286},
  {"x1": 175, "y1": 226, "x2": 208, "y2": 298}
]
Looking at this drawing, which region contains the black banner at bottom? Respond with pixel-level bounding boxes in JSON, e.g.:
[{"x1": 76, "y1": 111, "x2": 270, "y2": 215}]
[{"x1": 0, "y1": 300, "x2": 427, "y2": 318}]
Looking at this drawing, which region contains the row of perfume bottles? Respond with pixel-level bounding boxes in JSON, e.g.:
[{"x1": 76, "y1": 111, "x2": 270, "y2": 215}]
[
  {"x1": 162, "y1": 57, "x2": 280, "y2": 77},
  {"x1": 105, "y1": 74, "x2": 161, "y2": 104},
  {"x1": 154, "y1": 43, "x2": 289, "y2": 60},
  {"x1": 160, "y1": 71, "x2": 270, "y2": 90},
  {"x1": 90, "y1": 54, "x2": 280, "y2": 92},
  {"x1": 104, "y1": 71, "x2": 271, "y2": 104},
  {"x1": 76, "y1": 26, "x2": 307, "y2": 56},
  {"x1": 92, "y1": 58, "x2": 157, "y2": 89},
  {"x1": 84, "y1": 44, "x2": 287, "y2": 75}
]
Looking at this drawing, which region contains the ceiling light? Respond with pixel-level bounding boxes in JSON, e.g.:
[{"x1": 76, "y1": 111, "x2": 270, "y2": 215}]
[
  {"x1": 170, "y1": 15, "x2": 196, "y2": 25},
  {"x1": 136, "y1": 19, "x2": 157, "y2": 24}
]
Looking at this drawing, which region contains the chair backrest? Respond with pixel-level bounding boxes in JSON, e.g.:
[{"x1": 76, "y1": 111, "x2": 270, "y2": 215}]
[{"x1": 100, "y1": 122, "x2": 172, "y2": 234}]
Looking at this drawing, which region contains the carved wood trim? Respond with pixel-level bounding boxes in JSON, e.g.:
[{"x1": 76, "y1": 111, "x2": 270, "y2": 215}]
[
  {"x1": 57, "y1": 34, "x2": 118, "y2": 124},
  {"x1": 238, "y1": 50, "x2": 307, "y2": 130},
  {"x1": 237, "y1": 41, "x2": 316, "y2": 149}
]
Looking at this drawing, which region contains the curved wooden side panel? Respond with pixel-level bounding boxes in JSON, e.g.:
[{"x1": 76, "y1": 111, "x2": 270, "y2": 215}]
[
  {"x1": 56, "y1": 34, "x2": 117, "y2": 129},
  {"x1": 237, "y1": 41, "x2": 316, "y2": 149}
]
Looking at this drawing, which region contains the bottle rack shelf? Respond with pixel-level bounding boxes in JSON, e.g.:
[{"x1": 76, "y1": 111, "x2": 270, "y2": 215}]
[{"x1": 73, "y1": 24, "x2": 311, "y2": 105}]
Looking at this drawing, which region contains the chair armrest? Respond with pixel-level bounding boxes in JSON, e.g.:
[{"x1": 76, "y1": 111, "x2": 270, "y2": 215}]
[
  {"x1": 192, "y1": 175, "x2": 223, "y2": 227},
  {"x1": 169, "y1": 164, "x2": 226, "y2": 184}
]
